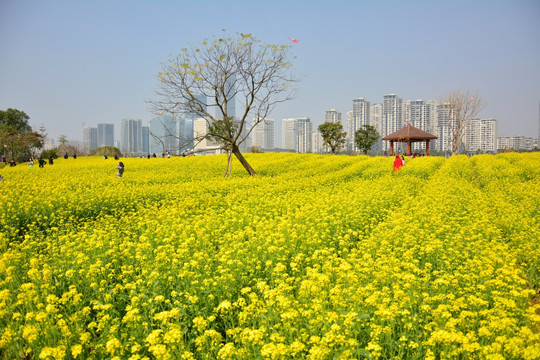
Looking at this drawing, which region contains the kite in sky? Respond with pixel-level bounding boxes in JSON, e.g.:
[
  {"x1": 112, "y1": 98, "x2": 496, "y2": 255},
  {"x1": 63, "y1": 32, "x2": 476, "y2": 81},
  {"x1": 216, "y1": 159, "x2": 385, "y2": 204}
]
[{"x1": 288, "y1": 37, "x2": 299, "y2": 43}]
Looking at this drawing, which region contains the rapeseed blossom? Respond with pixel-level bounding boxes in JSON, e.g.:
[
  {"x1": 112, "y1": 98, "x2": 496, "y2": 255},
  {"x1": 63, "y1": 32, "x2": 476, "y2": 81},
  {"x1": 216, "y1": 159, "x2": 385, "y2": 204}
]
[{"x1": 0, "y1": 153, "x2": 539, "y2": 359}]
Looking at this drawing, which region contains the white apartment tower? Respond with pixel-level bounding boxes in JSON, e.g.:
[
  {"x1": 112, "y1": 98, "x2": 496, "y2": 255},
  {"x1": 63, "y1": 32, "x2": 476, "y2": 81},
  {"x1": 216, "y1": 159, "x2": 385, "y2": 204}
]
[
  {"x1": 465, "y1": 118, "x2": 497, "y2": 153},
  {"x1": 435, "y1": 103, "x2": 455, "y2": 152},
  {"x1": 325, "y1": 109, "x2": 342, "y2": 124},
  {"x1": 382, "y1": 94, "x2": 403, "y2": 151},
  {"x1": 403, "y1": 100, "x2": 432, "y2": 150},
  {"x1": 252, "y1": 118, "x2": 275, "y2": 150},
  {"x1": 296, "y1": 118, "x2": 312, "y2": 153},
  {"x1": 348, "y1": 98, "x2": 370, "y2": 151},
  {"x1": 282, "y1": 118, "x2": 297, "y2": 151}
]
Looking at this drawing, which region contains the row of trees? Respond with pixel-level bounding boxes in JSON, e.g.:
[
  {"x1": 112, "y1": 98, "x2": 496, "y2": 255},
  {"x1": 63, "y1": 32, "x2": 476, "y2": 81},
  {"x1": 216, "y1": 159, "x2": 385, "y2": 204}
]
[{"x1": 318, "y1": 122, "x2": 380, "y2": 155}]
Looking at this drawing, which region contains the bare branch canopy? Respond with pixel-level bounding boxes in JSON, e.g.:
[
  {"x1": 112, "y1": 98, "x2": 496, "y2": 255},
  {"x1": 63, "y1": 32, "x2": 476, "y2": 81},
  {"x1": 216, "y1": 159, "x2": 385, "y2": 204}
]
[{"x1": 149, "y1": 31, "x2": 299, "y2": 175}]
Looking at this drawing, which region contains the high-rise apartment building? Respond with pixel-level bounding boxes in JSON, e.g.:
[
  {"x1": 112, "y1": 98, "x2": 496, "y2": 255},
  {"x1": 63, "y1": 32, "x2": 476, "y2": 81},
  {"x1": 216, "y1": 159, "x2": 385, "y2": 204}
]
[
  {"x1": 465, "y1": 118, "x2": 497, "y2": 153},
  {"x1": 121, "y1": 119, "x2": 143, "y2": 155},
  {"x1": 149, "y1": 115, "x2": 177, "y2": 155},
  {"x1": 97, "y1": 124, "x2": 114, "y2": 147},
  {"x1": 497, "y1": 135, "x2": 535, "y2": 151},
  {"x1": 296, "y1": 118, "x2": 312, "y2": 153},
  {"x1": 312, "y1": 131, "x2": 323, "y2": 153},
  {"x1": 435, "y1": 103, "x2": 454, "y2": 152},
  {"x1": 142, "y1": 126, "x2": 149, "y2": 154},
  {"x1": 325, "y1": 109, "x2": 342, "y2": 124},
  {"x1": 83, "y1": 127, "x2": 98, "y2": 152},
  {"x1": 282, "y1": 118, "x2": 297, "y2": 151},
  {"x1": 403, "y1": 100, "x2": 432, "y2": 151},
  {"x1": 348, "y1": 98, "x2": 370, "y2": 151},
  {"x1": 252, "y1": 118, "x2": 275, "y2": 150},
  {"x1": 370, "y1": 103, "x2": 383, "y2": 152},
  {"x1": 382, "y1": 94, "x2": 403, "y2": 151}
]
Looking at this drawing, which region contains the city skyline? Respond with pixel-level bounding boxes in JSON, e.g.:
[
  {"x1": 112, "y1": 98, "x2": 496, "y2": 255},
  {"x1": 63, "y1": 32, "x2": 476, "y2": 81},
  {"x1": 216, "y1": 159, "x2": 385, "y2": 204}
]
[{"x1": 1, "y1": 0, "x2": 539, "y2": 146}]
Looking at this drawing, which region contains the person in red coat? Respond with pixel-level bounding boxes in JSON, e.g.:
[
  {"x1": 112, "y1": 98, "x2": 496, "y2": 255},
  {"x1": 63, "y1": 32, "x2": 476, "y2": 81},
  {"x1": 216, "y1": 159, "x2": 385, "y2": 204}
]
[{"x1": 393, "y1": 155, "x2": 403, "y2": 172}]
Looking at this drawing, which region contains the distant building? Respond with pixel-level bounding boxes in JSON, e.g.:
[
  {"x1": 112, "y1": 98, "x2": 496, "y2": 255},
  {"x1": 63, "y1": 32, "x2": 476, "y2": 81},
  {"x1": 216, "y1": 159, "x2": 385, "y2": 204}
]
[
  {"x1": 497, "y1": 135, "x2": 536, "y2": 151},
  {"x1": 312, "y1": 131, "x2": 324, "y2": 153},
  {"x1": 121, "y1": 119, "x2": 143, "y2": 155},
  {"x1": 325, "y1": 109, "x2": 342, "y2": 124},
  {"x1": 382, "y1": 94, "x2": 403, "y2": 152},
  {"x1": 403, "y1": 100, "x2": 432, "y2": 151},
  {"x1": 282, "y1": 118, "x2": 297, "y2": 151},
  {"x1": 296, "y1": 118, "x2": 312, "y2": 153},
  {"x1": 97, "y1": 124, "x2": 114, "y2": 147},
  {"x1": 179, "y1": 94, "x2": 207, "y2": 151},
  {"x1": 83, "y1": 127, "x2": 98, "y2": 152},
  {"x1": 193, "y1": 117, "x2": 220, "y2": 154},
  {"x1": 142, "y1": 126, "x2": 149, "y2": 154},
  {"x1": 465, "y1": 118, "x2": 497, "y2": 153},
  {"x1": 252, "y1": 118, "x2": 275, "y2": 150},
  {"x1": 435, "y1": 103, "x2": 455, "y2": 153},
  {"x1": 149, "y1": 115, "x2": 177, "y2": 155},
  {"x1": 348, "y1": 98, "x2": 370, "y2": 151}
]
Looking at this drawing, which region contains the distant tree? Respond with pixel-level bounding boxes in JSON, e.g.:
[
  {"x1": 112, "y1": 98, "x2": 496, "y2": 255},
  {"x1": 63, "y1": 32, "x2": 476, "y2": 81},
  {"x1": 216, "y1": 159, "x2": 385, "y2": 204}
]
[
  {"x1": 440, "y1": 89, "x2": 485, "y2": 155},
  {"x1": 355, "y1": 125, "x2": 380, "y2": 155},
  {"x1": 91, "y1": 146, "x2": 122, "y2": 157},
  {"x1": 318, "y1": 122, "x2": 347, "y2": 154},
  {"x1": 0, "y1": 108, "x2": 31, "y2": 132},
  {"x1": 150, "y1": 31, "x2": 299, "y2": 176},
  {"x1": 0, "y1": 108, "x2": 43, "y2": 161},
  {"x1": 41, "y1": 148, "x2": 58, "y2": 159}
]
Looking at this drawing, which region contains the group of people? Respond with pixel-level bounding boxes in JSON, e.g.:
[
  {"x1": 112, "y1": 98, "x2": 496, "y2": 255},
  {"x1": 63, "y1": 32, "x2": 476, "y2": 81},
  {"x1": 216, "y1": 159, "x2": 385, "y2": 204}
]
[{"x1": 27, "y1": 156, "x2": 54, "y2": 168}]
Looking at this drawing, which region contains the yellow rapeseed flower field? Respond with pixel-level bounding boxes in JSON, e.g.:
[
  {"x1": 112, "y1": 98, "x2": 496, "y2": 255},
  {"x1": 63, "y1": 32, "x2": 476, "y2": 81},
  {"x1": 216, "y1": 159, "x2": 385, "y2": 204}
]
[{"x1": 0, "y1": 153, "x2": 539, "y2": 359}]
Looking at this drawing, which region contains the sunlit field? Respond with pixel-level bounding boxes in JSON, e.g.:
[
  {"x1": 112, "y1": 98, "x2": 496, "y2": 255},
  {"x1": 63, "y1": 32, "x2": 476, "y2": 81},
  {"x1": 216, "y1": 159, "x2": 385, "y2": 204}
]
[{"x1": 1, "y1": 153, "x2": 539, "y2": 359}]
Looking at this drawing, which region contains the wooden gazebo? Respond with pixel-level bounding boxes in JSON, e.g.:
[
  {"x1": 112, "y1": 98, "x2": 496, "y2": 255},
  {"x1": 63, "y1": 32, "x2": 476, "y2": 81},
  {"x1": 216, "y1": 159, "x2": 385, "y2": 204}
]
[{"x1": 382, "y1": 123, "x2": 438, "y2": 156}]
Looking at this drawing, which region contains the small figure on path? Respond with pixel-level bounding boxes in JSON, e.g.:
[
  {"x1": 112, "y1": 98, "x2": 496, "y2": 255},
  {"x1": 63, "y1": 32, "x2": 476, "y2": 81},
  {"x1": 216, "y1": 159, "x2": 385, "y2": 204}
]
[{"x1": 116, "y1": 162, "x2": 125, "y2": 178}]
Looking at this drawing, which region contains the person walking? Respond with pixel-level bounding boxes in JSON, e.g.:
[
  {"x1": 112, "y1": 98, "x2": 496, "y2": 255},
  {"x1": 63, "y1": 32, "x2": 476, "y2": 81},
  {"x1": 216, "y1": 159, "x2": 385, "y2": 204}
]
[
  {"x1": 116, "y1": 162, "x2": 125, "y2": 177},
  {"x1": 393, "y1": 155, "x2": 403, "y2": 172}
]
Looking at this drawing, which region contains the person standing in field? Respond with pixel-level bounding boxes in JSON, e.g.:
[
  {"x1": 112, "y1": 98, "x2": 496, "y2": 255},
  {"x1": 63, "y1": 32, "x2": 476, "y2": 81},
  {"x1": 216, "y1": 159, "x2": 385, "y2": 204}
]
[
  {"x1": 29, "y1": 159, "x2": 34, "y2": 168},
  {"x1": 393, "y1": 155, "x2": 403, "y2": 172},
  {"x1": 116, "y1": 162, "x2": 125, "y2": 177}
]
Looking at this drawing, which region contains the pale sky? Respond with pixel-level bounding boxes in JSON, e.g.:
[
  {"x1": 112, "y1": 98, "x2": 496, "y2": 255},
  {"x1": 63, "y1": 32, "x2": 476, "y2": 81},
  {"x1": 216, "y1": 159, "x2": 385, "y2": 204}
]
[{"x1": 1, "y1": 0, "x2": 539, "y2": 146}]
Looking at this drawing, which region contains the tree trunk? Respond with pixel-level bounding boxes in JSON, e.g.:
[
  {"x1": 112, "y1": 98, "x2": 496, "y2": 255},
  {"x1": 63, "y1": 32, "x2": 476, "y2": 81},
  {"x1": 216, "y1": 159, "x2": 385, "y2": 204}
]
[{"x1": 232, "y1": 145, "x2": 257, "y2": 176}]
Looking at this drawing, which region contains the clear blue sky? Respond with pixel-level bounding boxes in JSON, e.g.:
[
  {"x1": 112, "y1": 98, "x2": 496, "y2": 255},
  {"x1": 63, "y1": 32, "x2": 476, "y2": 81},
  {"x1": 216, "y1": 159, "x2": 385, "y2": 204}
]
[{"x1": 1, "y1": 0, "x2": 539, "y2": 145}]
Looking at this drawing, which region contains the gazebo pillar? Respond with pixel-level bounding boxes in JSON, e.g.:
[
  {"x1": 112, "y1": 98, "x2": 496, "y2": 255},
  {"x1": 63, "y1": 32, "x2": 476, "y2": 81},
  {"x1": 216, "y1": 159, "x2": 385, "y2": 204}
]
[
  {"x1": 426, "y1": 140, "x2": 430, "y2": 156},
  {"x1": 407, "y1": 141, "x2": 412, "y2": 156},
  {"x1": 389, "y1": 141, "x2": 394, "y2": 156}
]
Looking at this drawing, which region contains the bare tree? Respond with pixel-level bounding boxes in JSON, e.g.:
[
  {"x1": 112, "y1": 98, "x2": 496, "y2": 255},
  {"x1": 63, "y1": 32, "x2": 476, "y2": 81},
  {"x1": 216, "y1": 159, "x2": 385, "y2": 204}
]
[
  {"x1": 149, "y1": 31, "x2": 298, "y2": 176},
  {"x1": 440, "y1": 89, "x2": 486, "y2": 155}
]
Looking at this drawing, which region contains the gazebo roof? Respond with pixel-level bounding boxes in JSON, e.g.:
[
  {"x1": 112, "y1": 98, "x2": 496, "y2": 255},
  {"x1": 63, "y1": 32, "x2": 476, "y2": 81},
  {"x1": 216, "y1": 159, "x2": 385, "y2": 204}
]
[{"x1": 382, "y1": 123, "x2": 438, "y2": 141}]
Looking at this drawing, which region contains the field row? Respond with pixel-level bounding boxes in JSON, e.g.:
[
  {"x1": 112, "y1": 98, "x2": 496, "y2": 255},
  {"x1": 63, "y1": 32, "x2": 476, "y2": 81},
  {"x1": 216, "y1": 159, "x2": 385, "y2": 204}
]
[{"x1": 1, "y1": 153, "x2": 539, "y2": 359}]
